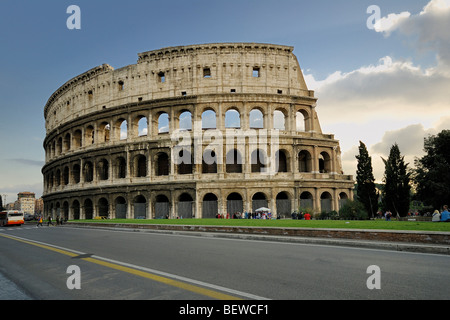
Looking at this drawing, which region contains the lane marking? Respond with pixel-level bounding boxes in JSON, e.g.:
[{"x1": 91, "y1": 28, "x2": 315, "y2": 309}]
[{"x1": 0, "y1": 233, "x2": 269, "y2": 300}]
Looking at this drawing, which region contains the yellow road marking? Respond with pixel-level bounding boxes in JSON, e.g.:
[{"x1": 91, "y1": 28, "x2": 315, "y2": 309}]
[
  {"x1": 0, "y1": 233, "x2": 79, "y2": 257},
  {"x1": 0, "y1": 233, "x2": 241, "y2": 300}
]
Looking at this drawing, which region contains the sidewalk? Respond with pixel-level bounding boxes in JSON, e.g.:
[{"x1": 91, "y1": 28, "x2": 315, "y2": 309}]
[{"x1": 0, "y1": 272, "x2": 32, "y2": 300}]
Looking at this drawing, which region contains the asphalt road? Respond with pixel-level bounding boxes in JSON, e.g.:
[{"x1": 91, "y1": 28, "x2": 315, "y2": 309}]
[{"x1": 1, "y1": 223, "x2": 449, "y2": 301}]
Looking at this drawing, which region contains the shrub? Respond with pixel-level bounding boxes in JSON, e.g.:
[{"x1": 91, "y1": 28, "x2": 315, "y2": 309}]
[
  {"x1": 339, "y1": 200, "x2": 369, "y2": 220},
  {"x1": 318, "y1": 210, "x2": 339, "y2": 220}
]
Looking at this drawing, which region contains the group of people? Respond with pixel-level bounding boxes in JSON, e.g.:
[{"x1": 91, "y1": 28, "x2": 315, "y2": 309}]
[
  {"x1": 215, "y1": 211, "x2": 274, "y2": 219},
  {"x1": 432, "y1": 205, "x2": 450, "y2": 222},
  {"x1": 36, "y1": 215, "x2": 67, "y2": 227},
  {"x1": 291, "y1": 211, "x2": 311, "y2": 220}
]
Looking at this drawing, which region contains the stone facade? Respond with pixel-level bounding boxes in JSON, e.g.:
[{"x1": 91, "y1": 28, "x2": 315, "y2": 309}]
[{"x1": 42, "y1": 43, "x2": 354, "y2": 220}]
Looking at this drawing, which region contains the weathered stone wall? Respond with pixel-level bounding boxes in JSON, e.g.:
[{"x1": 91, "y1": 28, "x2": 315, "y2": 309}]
[{"x1": 42, "y1": 43, "x2": 354, "y2": 220}]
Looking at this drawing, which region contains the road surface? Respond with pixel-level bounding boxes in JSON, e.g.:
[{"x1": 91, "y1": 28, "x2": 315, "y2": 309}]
[{"x1": 1, "y1": 223, "x2": 449, "y2": 301}]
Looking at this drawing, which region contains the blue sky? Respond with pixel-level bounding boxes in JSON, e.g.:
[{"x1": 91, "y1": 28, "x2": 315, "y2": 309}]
[{"x1": 1, "y1": 0, "x2": 449, "y2": 203}]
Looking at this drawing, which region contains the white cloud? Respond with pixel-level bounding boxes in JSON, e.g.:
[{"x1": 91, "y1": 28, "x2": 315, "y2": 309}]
[
  {"x1": 305, "y1": 0, "x2": 450, "y2": 182},
  {"x1": 374, "y1": 0, "x2": 450, "y2": 72},
  {"x1": 306, "y1": 56, "x2": 450, "y2": 126},
  {"x1": 374, "y1": 11, "x2": 411, "y2": 35}
]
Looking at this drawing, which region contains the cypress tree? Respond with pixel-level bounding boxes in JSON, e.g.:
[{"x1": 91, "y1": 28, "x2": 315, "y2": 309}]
[
  {"x1": 355, "y1": 141, "x2": 379, "y2": 218},
  {"x1": 382, "y1": 144, "x2": 411, "y2": 217}
]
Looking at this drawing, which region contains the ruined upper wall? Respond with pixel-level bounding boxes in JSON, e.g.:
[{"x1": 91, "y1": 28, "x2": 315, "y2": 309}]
[{"x1": 44, "y1": 43, "x2": 314, "y2": 133}]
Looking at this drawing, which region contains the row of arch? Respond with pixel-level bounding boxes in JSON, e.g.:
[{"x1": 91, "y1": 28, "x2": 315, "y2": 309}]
[
  {"x1": 44, "y1": 147, "x2": 334, "y2": 190},
  {"x1": 46, "y1": 106, "x2": 312, "y2": 161},
  {"x1": 45, "y1": 190, "x2": 350, "y2": 220}
]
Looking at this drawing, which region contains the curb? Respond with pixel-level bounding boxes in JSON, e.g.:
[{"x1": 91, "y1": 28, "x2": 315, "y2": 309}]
[{"x1": 66, "y1": 222, "x2": 450, "y2": 255}]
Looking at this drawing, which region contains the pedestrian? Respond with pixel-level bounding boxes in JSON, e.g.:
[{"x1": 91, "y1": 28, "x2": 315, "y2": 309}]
[
  {"x1": 385, "y1": 211, "x2": 391, "y2": 221},
  {"x1": 440, "y1": 205, "x2": 450, "y2": 222},
  {"x1": 304, "y1": 212, "x2": 311, "y2": 220},
  {"x1": 47, "y1": 215, "x2": 54, "y2": 226},
  {"x1": 37, "y1": 215, "x2": 43, "y2": 227}
]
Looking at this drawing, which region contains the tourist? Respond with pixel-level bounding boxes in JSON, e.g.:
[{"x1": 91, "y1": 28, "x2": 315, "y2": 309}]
[
  {"x1": 432, "y1": 210, "x2": 441, "y2": 222},
  {"x1": 440, "y1": 205, "x2": 450, "y2": 222},
  {"x1": 36, "y1": 215, "x2": 43, "y2": 227},
  {"x1": 385, "y1": 211, "x2": 391, "y2": 221},
  {"x1": 304, "y1": 212, "x2": 311, "y2": 220}
]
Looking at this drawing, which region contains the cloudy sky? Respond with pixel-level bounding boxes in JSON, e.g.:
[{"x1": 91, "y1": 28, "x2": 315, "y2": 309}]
[{"x1": 0, "y1": 0, "x2": 448, "y2": 204}]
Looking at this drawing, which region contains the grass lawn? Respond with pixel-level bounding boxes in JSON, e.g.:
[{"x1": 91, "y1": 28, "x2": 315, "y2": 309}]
[{"x1": 70, "y1": 218, "x2": 450, "y2": 232}]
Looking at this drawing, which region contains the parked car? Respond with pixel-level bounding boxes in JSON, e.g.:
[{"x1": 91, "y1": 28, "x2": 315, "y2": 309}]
[{"x1": 24, "y1": 213, "x2": 35, "y2": 221}]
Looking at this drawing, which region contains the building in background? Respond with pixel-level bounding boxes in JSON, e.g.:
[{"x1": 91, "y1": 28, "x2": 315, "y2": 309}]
[{"x1": 16, "y1": 192, "x2": 36, "y2": 214}]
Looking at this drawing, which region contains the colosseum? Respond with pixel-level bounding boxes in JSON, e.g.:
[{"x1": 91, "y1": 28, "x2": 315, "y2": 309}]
[{"x1": 42, "y1": 43, "x2": 354, "y2": 220}]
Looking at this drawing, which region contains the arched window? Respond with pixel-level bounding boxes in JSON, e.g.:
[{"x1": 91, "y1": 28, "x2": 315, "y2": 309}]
[
  {"x1": 48, "y1": 172, "x2": 54, "y2": 189},
  {"x1": 319, "y1": 152, "x2": 331, "y2": 173},
  {"x1": 72, "y1": 200, "x2": 80, "y2": 220},
  {"x1": 227, "y1": 192, "x2": 243, "y2": 215},
  {"x1": 202, "y1": 149, "x2": 217, "y2": 173},
  {"x1": 273, "y1": 110, "x2": 286, "y2": 130},
  {"x1": 252, "y1": 192, "x2": 268, "y2": 211},
  {"x1": 251, "y1": 149, "x2": 267, "y2": 173},
  {"x1": 226, "y1": 149, "x2": 242, "y2": 173},
  {"x1": 296, "y1": 110, "x2": 307, "y2": 132},
  {"x1": 99, "y1": 122, "x2": 110, "y2": 143},
  {"x1": 298, "y1": 150, "x2": 312, "y2": 172},
  {"x1": 134, "y1": 155, "x2": 147, "y2": 177},
  {"x1": 98, "y1": 198, "x2": 109, "y2": 218},
  {"x1": 156, "y1": 152, "x2": 169, "y2": 176},
  {"x1": 119, "y1": 119, "x2": 127, "y2": 140},
  {"x1": 321, "y1": 192, "x2": 333, "y2": 213},
  {"x1": 134, "y1": 195, "x2": 146, "y2": 219},
  {"x1": 225, "y1": 109, "x2": 240, "y2": 128},
  {"x1": 86, "y1": 125, "x2": 94, "y2": 145},
  {"x1": 73, "y1": 129, "x2": 82, "y2": 148},
  {"x1": 137, "y1": 116, "x2": 148, "y2": 136},
  {"x1": 177, "y1": 149, "x2": 193, "y2": 174},
  {"x1": 179, "y1": 111, "x2": 192, "y2": 131},
  {"x1": 84, "y1": 161, "x2": 93, "y2": 182},
  {"x1": 116, "y1": 157, "x2": 126, "y2": 179},
  {"x1": 300, "y1": 192, "x2": 314, "y2": 211},
  {"x1": 339, "y1": 192, "x2": 349, "y2": 210},
  {"x1": 115, "y1": 197, "x2": 127, "y2": 219},
  {"x1": 178, "y1": 193, "x2": 193, "y2": 219},
  {"x1": 63, "y1": 167, "x2": 69, "y2": 185},
  {"x1": 84, "y1": 199, "x2": 93, "y2": 219},
  {"x1": 97, "y1": 159, "x2": 109, "y2": 180},
  {"x1": 276, "y1": 150, "x2": 288, "y2": 173},
  {"x1": 276, "y1": 192, "x2": 291, "y2": 218},
  {"x1": 155, "y1": 195, "x2": 169, "y2": 219},
  {"x1": 202, "y1": 110, "x2": 216, "y2": 129},
  {"x1": 72, "y1": 164, "x2": 80, "y2": 184},
  {"x1": 63, "y1": 133, "x2": 71, "y2": 152},
  {"x1": 158, "y1": 113, "x2": 169, "y2": 133},
  {"x1": 57, "y1": 137, "x2": 63, "y2": 155},
  {"x1": 202, "y1": 193, "x2": 218, "y2": 218},
  {"x1": 249, "y1": 109, "x2": 264, "y2": 129},
  {"x1": 55, "y1": 169, "x2": 61, "y2": 186}
]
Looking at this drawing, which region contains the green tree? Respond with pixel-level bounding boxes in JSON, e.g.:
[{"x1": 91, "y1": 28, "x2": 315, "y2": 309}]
[
  {"x1": 382, "y1": 144, "x2": 411, "y2": 217},
  {"x1": 355, "y1": 141, "x2": 379, "y2": 218},
  {"x1": 413, "y1": 130, "x2": 450, "y2": 209}
]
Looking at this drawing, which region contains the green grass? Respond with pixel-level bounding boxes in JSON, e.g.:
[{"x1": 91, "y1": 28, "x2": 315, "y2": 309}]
[{"x1": 70, "y1": 218, "x2": 450, "y2": 232}]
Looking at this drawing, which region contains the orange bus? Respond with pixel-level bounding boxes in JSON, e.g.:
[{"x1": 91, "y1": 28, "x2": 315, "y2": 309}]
[{"x1": 0, "y1": 210, "x2": 25, "y2": 226}]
